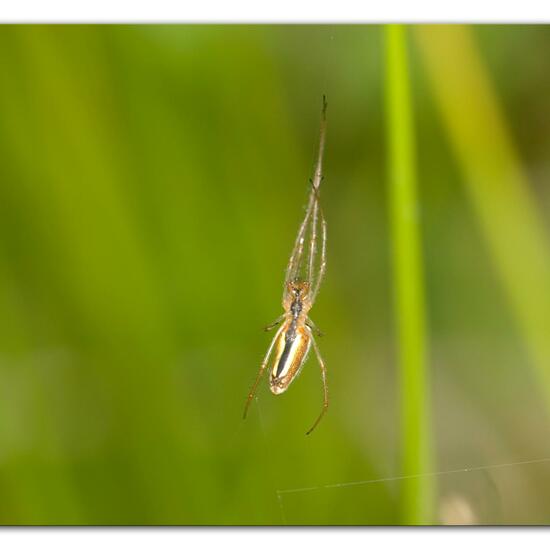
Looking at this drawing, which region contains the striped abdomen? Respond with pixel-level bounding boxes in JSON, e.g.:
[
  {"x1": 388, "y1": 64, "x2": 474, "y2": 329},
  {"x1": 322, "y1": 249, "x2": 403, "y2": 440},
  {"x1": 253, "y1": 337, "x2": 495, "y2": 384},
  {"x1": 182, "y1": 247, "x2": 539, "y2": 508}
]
[{"x1": 270, "y1": 321, "x2": 311, "y2": 395}]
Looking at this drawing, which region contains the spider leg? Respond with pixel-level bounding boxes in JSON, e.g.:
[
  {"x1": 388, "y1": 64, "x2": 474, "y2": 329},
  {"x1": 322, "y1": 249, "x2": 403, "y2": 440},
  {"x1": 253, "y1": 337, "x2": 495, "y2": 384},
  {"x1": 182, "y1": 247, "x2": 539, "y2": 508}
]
[
  {"x1": 305, "y1": 330, "x2": 329, "y2": 435},
  {"x1": 285, "y1": 97, "x2": 327, "y2": 287},
  {"x1": 307, "y1": 192, "x2": 319, "y2": 284},
  {"x1": 243, "y1": 325, "x2": 283, "y2": 420},
  {"x1": 310, "y1": 200, "x2": 327, "y2": 303},
  {"x1": 285, "y1": 197, "x2": 315, "y2": 284},
  {"x1": 264, "y1": 314, "x2": 285, "y2": 332},
  {"x1": 306, "y1": 317, "x2": 324, "y2": 337},
  {"x1": 310, "y1": 95, "x2": 327, "y2": 192}
]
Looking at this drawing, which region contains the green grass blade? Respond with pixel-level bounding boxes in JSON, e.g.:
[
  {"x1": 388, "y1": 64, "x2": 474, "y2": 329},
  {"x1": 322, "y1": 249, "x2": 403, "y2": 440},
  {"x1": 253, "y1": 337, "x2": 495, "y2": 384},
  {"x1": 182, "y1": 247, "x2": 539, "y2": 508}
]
[
  {"x1": 385, "y1": 24, "x2": 435, "y2": 524},
  {"x1": 415, "y1": 26, "x2": 550, "y2": 413}
]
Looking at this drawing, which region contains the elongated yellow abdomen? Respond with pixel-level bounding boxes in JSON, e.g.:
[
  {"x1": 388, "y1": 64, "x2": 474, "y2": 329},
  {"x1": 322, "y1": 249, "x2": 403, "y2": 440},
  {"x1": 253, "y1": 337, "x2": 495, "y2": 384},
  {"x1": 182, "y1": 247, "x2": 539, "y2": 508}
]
[{"x1": 270, "y1": 322, "x2": 311, "y2": 395}]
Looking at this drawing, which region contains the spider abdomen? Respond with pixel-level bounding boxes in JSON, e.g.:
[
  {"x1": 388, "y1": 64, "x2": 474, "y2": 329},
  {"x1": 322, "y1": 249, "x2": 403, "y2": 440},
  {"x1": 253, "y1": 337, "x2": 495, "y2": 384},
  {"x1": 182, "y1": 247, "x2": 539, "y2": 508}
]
[{"x1": 270, "y1": 322, "x2": 311, "y2": 395}]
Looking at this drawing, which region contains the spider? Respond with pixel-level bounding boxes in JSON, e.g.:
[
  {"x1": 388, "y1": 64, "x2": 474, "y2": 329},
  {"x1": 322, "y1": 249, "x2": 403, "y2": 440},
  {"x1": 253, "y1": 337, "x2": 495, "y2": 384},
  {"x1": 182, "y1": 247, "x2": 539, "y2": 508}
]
[{"x1": 243, "y1": 96, "x2": 328, "y2": 435}]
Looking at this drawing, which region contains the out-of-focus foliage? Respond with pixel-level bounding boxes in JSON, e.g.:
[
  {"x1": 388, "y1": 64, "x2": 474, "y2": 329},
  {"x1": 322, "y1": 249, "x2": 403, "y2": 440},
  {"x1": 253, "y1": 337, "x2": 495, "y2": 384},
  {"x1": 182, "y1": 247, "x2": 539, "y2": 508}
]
[{"x1": 0, "y1": 25, "x2": 550, "y2": 524}]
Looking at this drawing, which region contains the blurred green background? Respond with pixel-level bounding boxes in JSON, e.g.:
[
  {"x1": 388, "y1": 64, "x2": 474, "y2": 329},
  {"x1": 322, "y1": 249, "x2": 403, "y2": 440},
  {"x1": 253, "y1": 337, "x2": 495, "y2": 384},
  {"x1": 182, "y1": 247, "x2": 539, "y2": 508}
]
[{"x1": 1, "y1": 24, "x2": 550, "y2": 525}]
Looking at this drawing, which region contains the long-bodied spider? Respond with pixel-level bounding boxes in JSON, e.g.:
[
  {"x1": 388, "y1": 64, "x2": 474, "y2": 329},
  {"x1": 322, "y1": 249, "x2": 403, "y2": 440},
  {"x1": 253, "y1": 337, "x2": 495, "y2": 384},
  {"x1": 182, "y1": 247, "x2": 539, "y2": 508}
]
[{"x1": 243, "y1": 96, "x2": 328, "y2": 435}]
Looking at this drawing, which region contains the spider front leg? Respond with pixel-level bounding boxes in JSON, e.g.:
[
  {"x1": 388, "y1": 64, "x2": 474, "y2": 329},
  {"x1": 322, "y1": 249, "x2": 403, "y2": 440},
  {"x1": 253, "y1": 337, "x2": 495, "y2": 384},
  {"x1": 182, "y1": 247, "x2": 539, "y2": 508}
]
[
  {"x1": 305, "y1": 330, "x2": 329, "y2": 435},
  {"x1": 311, "y1": 201, "x2": 327, "y2": 302},
  {"x1": 243, "y1": 325, "x2": 283, "y2": 420}
]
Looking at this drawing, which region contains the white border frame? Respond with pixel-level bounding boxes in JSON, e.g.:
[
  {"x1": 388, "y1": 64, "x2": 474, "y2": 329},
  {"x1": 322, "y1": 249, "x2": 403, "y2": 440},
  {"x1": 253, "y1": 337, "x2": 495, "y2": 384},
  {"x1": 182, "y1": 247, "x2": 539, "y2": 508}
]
[{"x1": 0, "y1": 0, "x2": 550, "y2": 23}]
